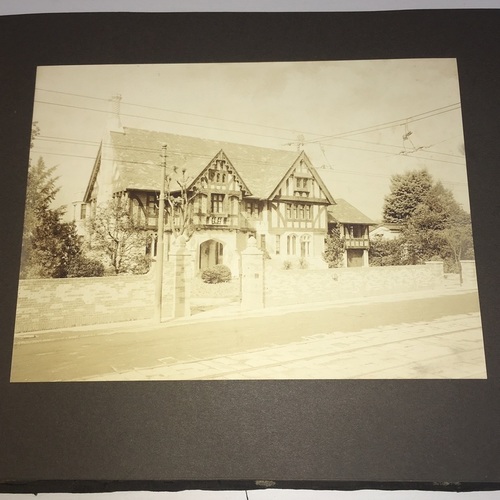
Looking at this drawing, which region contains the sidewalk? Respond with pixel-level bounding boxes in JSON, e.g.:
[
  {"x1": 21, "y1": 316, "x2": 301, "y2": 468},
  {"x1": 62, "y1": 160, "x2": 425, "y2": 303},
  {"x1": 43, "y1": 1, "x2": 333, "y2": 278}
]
[
  {"x1": 13, "y1": 285, "x2": 478, "y2": 345},
  {"x1": 75, "y1": 312, "x2": 486, "y2": 381},
  {"x1": 10, "y1": 287, "x2": 484, "y2": 382}
]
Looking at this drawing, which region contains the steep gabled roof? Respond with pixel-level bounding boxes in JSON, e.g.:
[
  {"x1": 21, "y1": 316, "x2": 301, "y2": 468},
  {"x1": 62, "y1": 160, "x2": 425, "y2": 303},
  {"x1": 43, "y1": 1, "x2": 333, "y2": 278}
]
[
  {"x1": 106, "y1": 128, "x2": 303, "y2": 199},
  {"x1": 268, "y1": 151, "x2": 336, "y2": 204},
  {"x1": 327, "y1": 199, "x2": 375, "y2": 225},
  {"x1": 83, "y1": 143, "x2": 102, "y2": 202}
]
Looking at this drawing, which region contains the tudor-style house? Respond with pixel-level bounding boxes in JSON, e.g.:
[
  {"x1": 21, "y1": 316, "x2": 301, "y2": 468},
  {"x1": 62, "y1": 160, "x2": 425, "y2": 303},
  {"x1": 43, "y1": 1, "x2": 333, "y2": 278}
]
[
  {"x1": 327, "y1": 199, "x2": 374, "y2": 267},
  {"x1": 75, "y1": 101, "x2": 336, "y2": 275}
]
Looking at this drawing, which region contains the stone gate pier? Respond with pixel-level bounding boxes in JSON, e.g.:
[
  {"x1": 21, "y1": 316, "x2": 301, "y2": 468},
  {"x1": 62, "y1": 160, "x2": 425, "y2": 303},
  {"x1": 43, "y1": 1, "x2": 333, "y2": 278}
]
[{"x1": 240, "y1": 237, "x2": 264, "y2": 310}]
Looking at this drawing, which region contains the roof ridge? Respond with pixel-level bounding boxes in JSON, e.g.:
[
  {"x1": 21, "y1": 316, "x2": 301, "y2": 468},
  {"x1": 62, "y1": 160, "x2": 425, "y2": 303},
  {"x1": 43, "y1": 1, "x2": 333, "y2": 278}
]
[{"x1": 117, "y1": 126, "x2": 298, "y2": 155}]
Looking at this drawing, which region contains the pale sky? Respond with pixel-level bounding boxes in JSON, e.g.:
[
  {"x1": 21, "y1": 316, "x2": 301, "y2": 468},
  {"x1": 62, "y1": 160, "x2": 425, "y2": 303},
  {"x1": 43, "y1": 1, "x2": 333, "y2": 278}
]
[{"x1": 29, "y1": 59, "x2": 469, "y2": 221}]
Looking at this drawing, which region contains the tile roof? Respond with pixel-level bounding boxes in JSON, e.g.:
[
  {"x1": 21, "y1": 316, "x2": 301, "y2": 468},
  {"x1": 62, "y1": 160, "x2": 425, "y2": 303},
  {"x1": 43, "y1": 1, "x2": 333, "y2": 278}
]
[
  {"x1": 327, "y1": 198, "x2": 375, "y2": 225},
  {"x1": 109, "y1": 128, "x2": 303, "y2": 199}
]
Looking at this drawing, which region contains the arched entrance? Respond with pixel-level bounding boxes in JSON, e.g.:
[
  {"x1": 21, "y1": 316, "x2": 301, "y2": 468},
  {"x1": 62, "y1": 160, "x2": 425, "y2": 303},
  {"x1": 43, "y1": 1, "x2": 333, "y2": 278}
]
[{"x1": 199, "y1": 239, "x2": 224, "y2": 271}]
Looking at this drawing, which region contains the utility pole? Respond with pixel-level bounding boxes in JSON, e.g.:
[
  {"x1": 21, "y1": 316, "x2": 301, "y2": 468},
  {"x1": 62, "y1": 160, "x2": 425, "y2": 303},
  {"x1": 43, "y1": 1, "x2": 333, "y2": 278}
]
[{"x1": 154, "y1": 143, "x2": 167, "y2": 323}]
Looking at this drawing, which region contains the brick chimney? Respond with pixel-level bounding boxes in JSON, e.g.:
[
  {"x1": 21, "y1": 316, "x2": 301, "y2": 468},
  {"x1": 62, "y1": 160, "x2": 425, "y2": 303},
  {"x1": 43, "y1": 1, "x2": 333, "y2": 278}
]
[{"x1": 108, "y1": 94, "x2": 124, "y2": 133}]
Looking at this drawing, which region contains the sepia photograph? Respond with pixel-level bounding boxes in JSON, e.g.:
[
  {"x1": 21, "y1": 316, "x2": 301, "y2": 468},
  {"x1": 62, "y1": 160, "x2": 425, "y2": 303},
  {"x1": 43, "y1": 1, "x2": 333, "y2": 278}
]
[{"x1": 9, "y1": 59, "x2": 486, "y2": 382}]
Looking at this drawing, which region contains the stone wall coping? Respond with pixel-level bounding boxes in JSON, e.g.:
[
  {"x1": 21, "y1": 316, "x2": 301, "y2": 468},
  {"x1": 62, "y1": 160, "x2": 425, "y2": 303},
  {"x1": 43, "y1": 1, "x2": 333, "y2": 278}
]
[
  {"x1": 18, "y1": 269, "x2": 154, "y2": 285},
  {"x1": 267, "y1": 264, "x2": 434, "y2": 272}
]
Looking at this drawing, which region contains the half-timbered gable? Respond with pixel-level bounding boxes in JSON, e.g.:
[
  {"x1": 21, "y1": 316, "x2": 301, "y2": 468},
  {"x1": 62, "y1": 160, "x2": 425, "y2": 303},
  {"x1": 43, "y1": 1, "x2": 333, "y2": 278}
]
[
  {"x1": 260, "y1": 152, "x2": 336, "y2": 261},
  {"x1": 189, "y1": 150, "x2": 251, "y2": 229}
]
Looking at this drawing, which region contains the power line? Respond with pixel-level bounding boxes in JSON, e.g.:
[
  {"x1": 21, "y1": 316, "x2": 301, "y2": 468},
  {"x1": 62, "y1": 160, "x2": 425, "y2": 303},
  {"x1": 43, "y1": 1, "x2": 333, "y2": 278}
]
[
  {"x1": 35, "y1": 136, "x2": 295, "y2": 167},
  {"x1": 36, "y1": 87, "x2": 328, "y2": 139},
  {"x1": 30, "y1": 149, "x2": 469, "y2": 187},
  {"x1": 329, "y1": 136, "x2": 465, "y2": 159},
  {"x1": 31, "y1": 149, "x2": 207, "y2": 168},
  {"x1": 35, "y1": 89, "x2": 463, "y2": 153},
  {"x1": 36, "y1": 132, "x2": 466, "y2": 169},
  {"x1": 305, "y1": 103, "x2": 461, "y2": 144},
  {"x1": 34, "y1": 99, "x2": 296, "y2": 143},
  {"x1": 316, "y1": 141, "x2": 465, "y2": 166},
  {"x1": 33, "y1": 95, "x2": 466, "y2": 169}
]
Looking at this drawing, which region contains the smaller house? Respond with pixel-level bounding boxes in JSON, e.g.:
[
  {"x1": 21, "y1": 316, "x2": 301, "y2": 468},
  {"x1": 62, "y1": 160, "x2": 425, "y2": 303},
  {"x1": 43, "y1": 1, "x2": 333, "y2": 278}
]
[
  {"x1": 327, "y1": 199, "x2": 374, "y2": 267},
  {"x1": 370, "y1": 222, "x2": 403, "y2": 241}
]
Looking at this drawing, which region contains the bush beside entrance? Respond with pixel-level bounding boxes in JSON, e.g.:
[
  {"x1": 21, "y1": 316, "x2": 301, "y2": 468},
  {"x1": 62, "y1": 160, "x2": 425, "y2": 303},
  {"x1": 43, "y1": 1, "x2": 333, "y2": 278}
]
[{"x1": 201, "y1": 264, "x2": 232, "y2": 284}]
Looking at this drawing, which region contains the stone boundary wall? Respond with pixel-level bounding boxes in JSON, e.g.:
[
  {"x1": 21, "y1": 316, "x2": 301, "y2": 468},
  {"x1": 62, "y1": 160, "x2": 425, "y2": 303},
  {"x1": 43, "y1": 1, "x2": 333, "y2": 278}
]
[
  {"x1": 15, "y1": 263, "x2": 174, "y2": 333},
  {"x1": 264, "y1": 264, "x2": 444, "y2": 308}
]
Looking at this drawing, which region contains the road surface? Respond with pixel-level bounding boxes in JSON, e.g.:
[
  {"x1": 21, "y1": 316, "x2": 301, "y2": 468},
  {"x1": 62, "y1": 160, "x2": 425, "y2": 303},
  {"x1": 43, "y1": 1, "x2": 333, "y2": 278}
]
[{"x1": 10, "y1": 291, "x2": 486, "y2": 381}]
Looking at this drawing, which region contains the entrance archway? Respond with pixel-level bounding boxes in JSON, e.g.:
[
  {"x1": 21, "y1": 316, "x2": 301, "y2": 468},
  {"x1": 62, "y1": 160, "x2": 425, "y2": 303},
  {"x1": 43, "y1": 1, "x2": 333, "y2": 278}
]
[{"x1": 199, "y1": 239, "x2": 224, "y2": 271}]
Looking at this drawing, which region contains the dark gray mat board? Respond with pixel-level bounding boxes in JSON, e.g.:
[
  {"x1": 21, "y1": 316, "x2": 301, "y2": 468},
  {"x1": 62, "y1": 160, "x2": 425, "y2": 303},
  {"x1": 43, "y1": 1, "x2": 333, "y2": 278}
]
[{"x1": 0, "y1": 10, "x2": 499, "y2": 492}]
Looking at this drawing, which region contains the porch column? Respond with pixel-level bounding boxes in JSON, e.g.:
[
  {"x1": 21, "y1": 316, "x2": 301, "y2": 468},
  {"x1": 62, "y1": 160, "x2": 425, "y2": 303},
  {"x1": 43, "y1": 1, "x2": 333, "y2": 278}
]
[
  {"x1": 342, "y1": 250, "x2": 348, "y2": 268},
  {"x1": 362, "y1": 249, "x2": 369, "y2": 267}
]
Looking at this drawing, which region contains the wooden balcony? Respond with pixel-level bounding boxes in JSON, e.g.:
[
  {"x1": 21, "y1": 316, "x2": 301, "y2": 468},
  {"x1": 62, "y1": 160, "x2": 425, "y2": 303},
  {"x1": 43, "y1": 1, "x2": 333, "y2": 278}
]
[
  {"x1": 344, "y1": 237, "x2": 370, "y2": 249},
  {"x1": 142, "y1": 212, "x2": 255, "y2": 232}
]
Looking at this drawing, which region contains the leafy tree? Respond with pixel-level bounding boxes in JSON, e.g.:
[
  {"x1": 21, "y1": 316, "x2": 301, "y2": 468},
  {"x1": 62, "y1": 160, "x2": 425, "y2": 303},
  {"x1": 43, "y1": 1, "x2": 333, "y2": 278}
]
[
  {"x1": 87, "y1": 198, "x2": 150, "y2": 274},
  {"x1": 20, "y1": 124, "x2": 62, "y2": 276},
  {"x1": 21, "y1": 124, "x2": 107, "y2": 278},
  {"x1": 383, "y1": 169, "x2": 433, "y2": 223},
  {"x1": 322, "y1": 221, "x2": 345, "y2": 268},
  {"x1": 21, "y1": 125, "x2": 84, "y2": 278},
  {"x1": 27, "y1": 211, "x2": 83, "y2": 278},
  {"x1": 380, "y1": 168, "x2": 474, "y2": 271}
]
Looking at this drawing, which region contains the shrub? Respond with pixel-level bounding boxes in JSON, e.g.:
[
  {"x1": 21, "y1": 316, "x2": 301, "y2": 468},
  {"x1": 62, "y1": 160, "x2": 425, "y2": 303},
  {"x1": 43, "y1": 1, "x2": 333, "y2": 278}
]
[
  {"x1": 129, "y1": 254, "x2": 152, "y2": 275},
  {"x1": 66, "y1": 256, "x2": 105, "y2": 277},
  {"x1": 201, "y1": 264, "x2": 232, "y2": 284},
  {"x1": 283, "y1": 260, "x2": 292, "y2": 270},
  {"x1": 323, "y1": 222, "x2": 345, "y2": 268},
  {"x1": 369, "y1": 237, "x2": 405, "y2": 266},
  {"x1": 298, "y1": 257, "x2": 308, "y2": 269}
]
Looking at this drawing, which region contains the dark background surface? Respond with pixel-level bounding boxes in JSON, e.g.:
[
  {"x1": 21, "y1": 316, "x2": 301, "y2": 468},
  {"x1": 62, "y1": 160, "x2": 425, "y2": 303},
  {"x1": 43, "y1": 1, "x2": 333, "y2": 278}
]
[{"x1": 0, "y1": 10, "x2": 499, "y2": 490}]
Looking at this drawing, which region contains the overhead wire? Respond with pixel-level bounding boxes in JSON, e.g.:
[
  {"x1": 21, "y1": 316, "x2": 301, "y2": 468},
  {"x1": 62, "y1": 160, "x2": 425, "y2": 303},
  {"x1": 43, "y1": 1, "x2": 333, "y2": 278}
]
[
  {"x1": 35, "y1": 131, "x2": 467, "y2": 168},
  {"x1": 304, "y1": 103, "x2": 461, "y2": 144},
  {"x1": 30, "y1": 148, "x2": 469, "y2": 187},
  {"x1": 32, "y1": 91, "x2": 468, "y2": 184},
  {"x1": 35, "y1": 87, "x2": 327, "y2": 138},
  {"x1": 34, "y1": 100, "x2": 296, "y2": 143},
  {"x1": 35, "y1": 88, "x2": 462, "y2": 153}
]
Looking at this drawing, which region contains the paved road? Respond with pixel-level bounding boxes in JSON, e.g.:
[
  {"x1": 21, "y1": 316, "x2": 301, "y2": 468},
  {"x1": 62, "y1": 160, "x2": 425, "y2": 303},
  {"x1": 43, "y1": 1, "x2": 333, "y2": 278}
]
[
  {"x1": 82, "y1": 313, "x2": 485, "y2": 380},
  {"x1": 10, "y1": 291, "x2": 485, "y2": 382}
]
